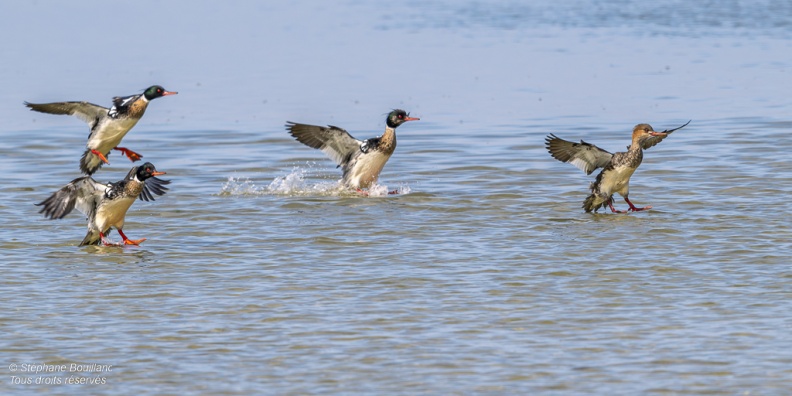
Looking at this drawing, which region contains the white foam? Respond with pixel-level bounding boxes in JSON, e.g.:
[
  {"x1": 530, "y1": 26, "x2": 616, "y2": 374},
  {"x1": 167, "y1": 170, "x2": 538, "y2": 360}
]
[
  {"x1": 220, "y1": 176, "x2": 262, "y2": 195},
  {"x1": 366, "y1": 183, "x2": 411, "y2": 197},
  {"x1": 221, "y1": 166, "x2": 411, "y2": 197},
  {"x1": 267, "y1": 167, "x2": 309, "y2": 193},
  {"x1": 265, "y1": 167, "x2": 347, "y2": 196}
]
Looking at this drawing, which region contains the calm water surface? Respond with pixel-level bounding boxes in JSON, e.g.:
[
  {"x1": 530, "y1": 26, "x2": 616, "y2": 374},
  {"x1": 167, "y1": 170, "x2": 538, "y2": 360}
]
[{"x1": 1, "y1": 1, "x2": 791, "y2": 395}]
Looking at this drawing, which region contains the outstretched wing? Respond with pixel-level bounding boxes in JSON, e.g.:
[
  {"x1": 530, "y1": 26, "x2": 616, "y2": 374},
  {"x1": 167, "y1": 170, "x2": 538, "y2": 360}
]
[
  {"x1": 285, "y1": 122, "x2": 364, "y2": 167},
  {"x1": 24, "y1": 101, "x2": 108, "y2": 131},
  {"x1": 545, "y1": 134, "x2": 613, "y2": 175},
  {"x1": 36, "y1": 176, "x2": 107, "y2": 220},
  {"x1": 641, "y1": 120, "x2": 691, "y2": 150},
  {"x1": 140, "y1": 176, "x2": 170, "y2": 202}
]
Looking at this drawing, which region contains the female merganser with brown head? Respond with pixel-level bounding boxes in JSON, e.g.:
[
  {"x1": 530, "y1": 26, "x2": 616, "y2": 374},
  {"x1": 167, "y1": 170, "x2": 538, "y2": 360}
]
[
  {"x1": 286, "y1": 109, "x2": 419, "y2": 191},
  {"x1": 36, "y1": 162, "x2": 170, "y2": 246},
  {"x1": 546, "y1": 121, "x2": 689, "y2": 213},
  {"x1": 25, "y1": 85, "x2": 177, "y2": 175}
]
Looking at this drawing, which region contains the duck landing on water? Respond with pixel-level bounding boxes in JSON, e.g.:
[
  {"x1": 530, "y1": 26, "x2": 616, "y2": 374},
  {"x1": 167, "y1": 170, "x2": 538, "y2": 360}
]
[
  {"x1": 545, "y1": 121, "x2": 690, "y2": 213},
  {"x1": 36, "y1": 162, "x2": 170, "y2": 246},
  {"x1": 286, "y1": 109, "x2": 419, "y2": 194}
]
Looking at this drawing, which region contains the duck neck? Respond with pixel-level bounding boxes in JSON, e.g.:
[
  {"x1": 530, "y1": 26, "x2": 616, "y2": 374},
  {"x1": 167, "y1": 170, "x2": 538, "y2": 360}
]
[
  {"x1": 623, "y1": 138, "x2": 645, "y2": 168},
  {"x1": 628, "y1": 135, "x2": 647, "y2": 153},
  {"x1": 379, "y1": 126, "x2": 397, "y2": 155}
]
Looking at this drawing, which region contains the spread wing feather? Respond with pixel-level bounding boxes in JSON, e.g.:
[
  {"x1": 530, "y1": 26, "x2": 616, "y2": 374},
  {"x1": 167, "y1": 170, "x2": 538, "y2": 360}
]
[
  {"x1": 24, "y1": 101, "x2": 108, "y2": 131},
  {"x1": 545, "y1": 134, "x2": 613, "y2": 175},
  {"x1": 36, "y1": 176, "x2": 107, "y2": 220},
  {"x1": 140, "y1": 176, "x2": 170, "y2": 202},
  {"x1": 286, "y1": 122, "x2": 363, "y2": 167}
]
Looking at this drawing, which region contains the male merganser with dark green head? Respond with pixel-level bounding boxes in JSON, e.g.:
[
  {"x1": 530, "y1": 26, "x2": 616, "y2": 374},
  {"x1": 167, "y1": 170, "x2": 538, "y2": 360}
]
[
  {"x1": 286, "y1": 109, "x2": 419, "y2": 190},
  {"x1": 36, "y1": 162, "x2": 170, "y2": 246},
  {"x1": 25, "y1": 85, "x2": 177, "y2": 175},
  {"x1": 546, "y1": 121, "x2": 689, "y2": 213}
]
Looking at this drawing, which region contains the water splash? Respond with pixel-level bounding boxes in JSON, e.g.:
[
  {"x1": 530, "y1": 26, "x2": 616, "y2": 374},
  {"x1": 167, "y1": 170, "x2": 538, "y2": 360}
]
[
  {"x1": 367, "y1": 183, "x2": 411, "y2": 197},
  {"x1": 266, "y1": 167, "x2": 345, "y2": 196},
  {"x1": 221, "y1": 166, "x2": 411, "y2": 197},
  {"x1": 220, "y1": 176, "x2": 263, "y2": 195}
]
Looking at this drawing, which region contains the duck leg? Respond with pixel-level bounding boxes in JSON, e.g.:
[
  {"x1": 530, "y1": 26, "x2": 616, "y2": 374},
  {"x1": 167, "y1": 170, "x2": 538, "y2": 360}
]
[
  {"x1": 90, "y1": 149, "x2": 110, "y2": 164},
  {"x1": 114, "y1": 147, "x2": 143, "y2": 162},
  {"x1": 117, "y1": 229, "x2": 146, "y2": 245},
  {"x1": 624, "y1": 196, "x2": 652, "y2": 212},
  {"x1": 607, "y1": 198, "x2": 627, "y2": 214}
]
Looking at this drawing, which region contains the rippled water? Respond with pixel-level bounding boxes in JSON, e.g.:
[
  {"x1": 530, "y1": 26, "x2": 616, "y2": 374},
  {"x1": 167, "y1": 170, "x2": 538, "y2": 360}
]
[{"x1": 2, "y1": 1, "x2": 792, "y2": 395}]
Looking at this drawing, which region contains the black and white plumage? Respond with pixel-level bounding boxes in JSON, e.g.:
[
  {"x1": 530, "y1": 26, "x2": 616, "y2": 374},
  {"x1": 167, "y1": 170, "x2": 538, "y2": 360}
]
[
  {"x1": 25, "y1": 85, "x2": 177, "y2": 175},
  {"x1": 36, "y1": 162, "x2": 170, "y2": 246},
  {"x1": 546, "y1": 121, "x2": 689, "y2": 213},
  {"x1": 285, "y1": 109, "x2": 419, "y2": 190}
]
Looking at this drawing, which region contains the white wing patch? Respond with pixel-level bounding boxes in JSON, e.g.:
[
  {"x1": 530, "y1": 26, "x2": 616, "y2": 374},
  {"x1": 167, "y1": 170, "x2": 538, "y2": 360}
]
[
  {"x1": 108, "y1": 95, "x2": 139, "y2": 118},
  {"x1": 318, "y1": 135, "x2": 364, "y2": 166},
  {"x1": 569, "y1": 158, "x2": 592, "y2": 174},
  {"x1": 73, "y1": 179, "x2": 109, "y2": 218}
]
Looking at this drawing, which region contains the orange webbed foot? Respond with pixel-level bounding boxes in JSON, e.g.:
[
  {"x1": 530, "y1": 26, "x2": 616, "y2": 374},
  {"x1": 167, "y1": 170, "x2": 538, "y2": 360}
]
[
  {"x1": 123, "y1": 238, "x2": 147, "y2": 246},
  {"x1": 114, "y1": 147, "x2": 143, "y2": 162},
  {"x1": 117, "y1": 230, "x2": 145, "y2": 246}
]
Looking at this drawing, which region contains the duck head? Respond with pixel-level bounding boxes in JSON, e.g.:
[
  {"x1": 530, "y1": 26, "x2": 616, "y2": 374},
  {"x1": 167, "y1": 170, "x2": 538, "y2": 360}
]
[
  {"x1": 143, "y1": 85, "x2": 178, "y2": 100},
  {"x1": 136, "y1": 162, "x2": 167, "y2": 181},
  {"x1": 386, "y1": 109, "x2": 420, "y2": 128}
]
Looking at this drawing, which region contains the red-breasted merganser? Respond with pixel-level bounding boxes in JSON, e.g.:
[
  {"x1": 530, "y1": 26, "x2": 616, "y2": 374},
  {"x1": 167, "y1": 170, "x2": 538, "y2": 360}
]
[
  {"x1": 546, "y1": 121, "x2": 689, "y2": 213},
  {"x1": 25, "y1": 85, "x2": 177, "y2": 175},
  {"x1": 36, "y1": 162, "x2": 170, "y2": 246},
  {"x1": 285, "y1": 109, "x2": 419, "y2": 190}
]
